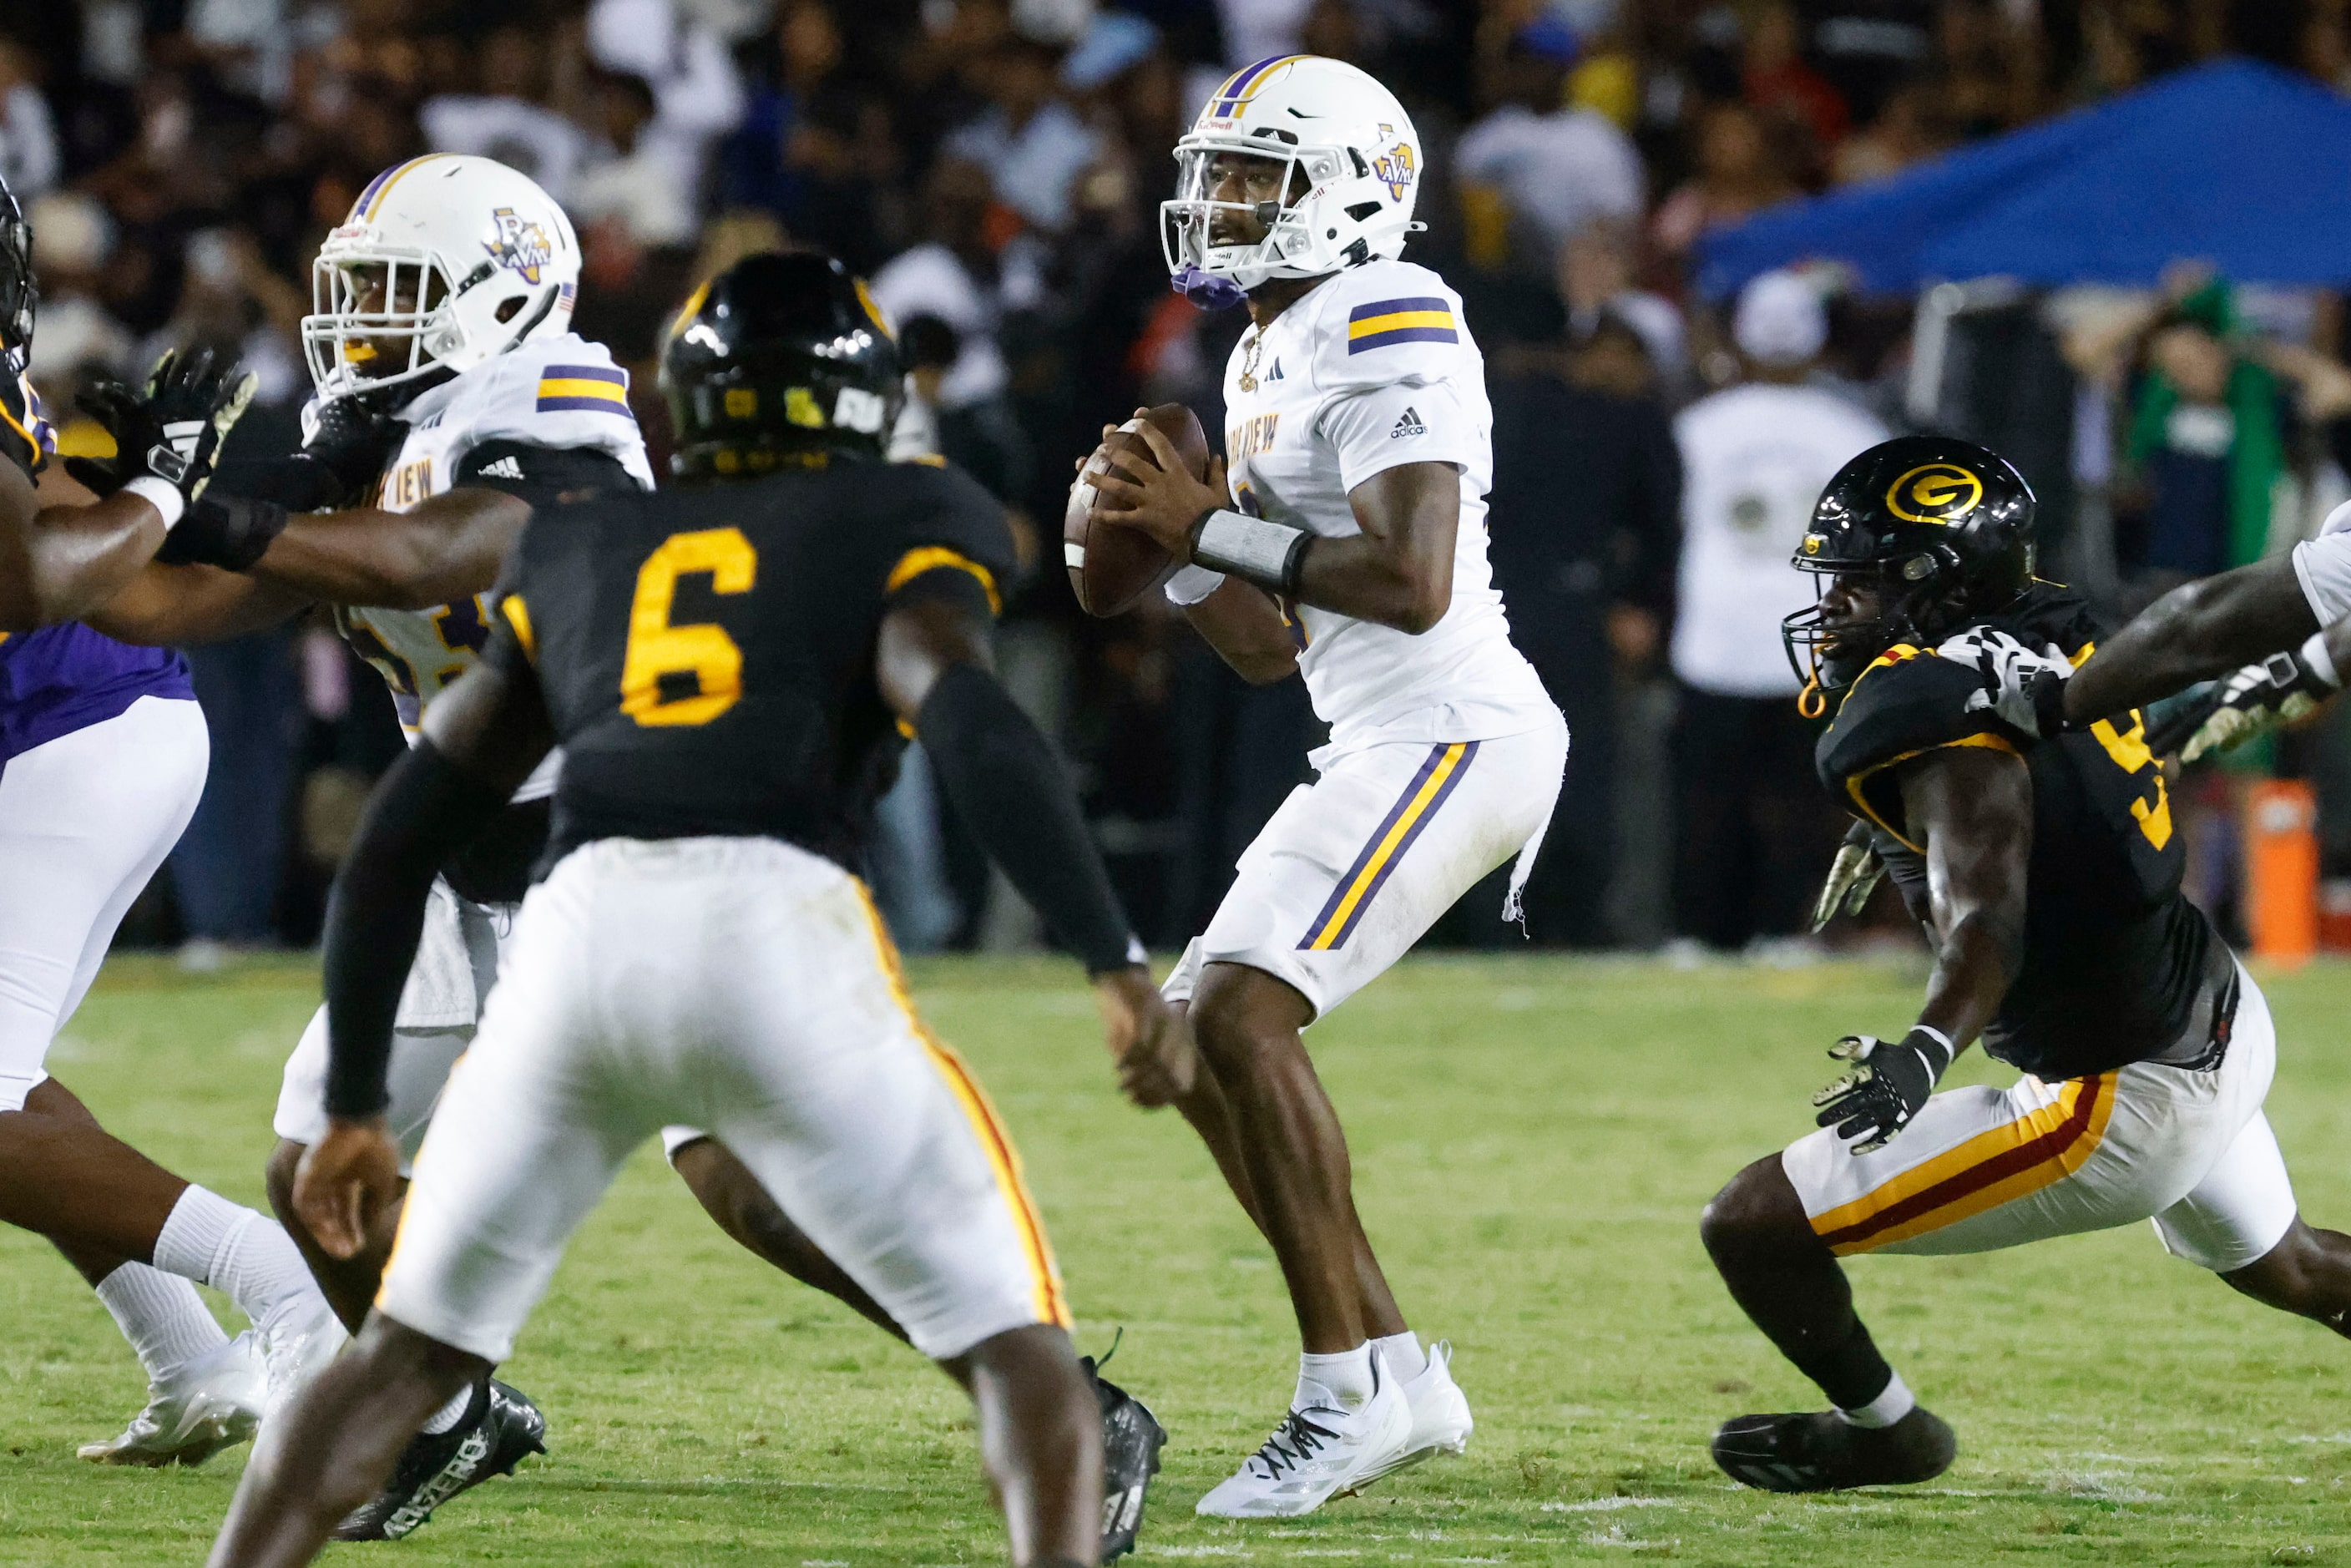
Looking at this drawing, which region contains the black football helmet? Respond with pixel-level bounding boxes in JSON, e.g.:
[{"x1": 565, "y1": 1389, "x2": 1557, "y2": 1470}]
[
  {"x1": 659, "y1": 250, "x2": 902, "y2": 480},
  {"x1": 1782, "y1": 434, "x2": 2037, "y2": 693}
]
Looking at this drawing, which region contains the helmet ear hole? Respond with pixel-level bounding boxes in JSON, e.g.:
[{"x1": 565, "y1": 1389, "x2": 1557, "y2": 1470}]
[{"x1": 494, "y1": 296, "x2": 526, "y2": 324}]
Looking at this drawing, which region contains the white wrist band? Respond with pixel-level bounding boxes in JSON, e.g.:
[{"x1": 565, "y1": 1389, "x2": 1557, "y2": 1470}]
[
  {"x1": 1191, "y1": 508, "x2": 1311, "y2": 594},
  {"x1": 2300, "y1": 630, "x2": 2341, "y2": 689},
  {"x1": 1909, "y1": 1024, "x2": 1955, "y2": 1075},
  {"x1": 122, "y1": 475, "x2": 185, "y2": 530},
  {"x1": 1164, "y1": 564, "x2": 1226, "y2": 606}
]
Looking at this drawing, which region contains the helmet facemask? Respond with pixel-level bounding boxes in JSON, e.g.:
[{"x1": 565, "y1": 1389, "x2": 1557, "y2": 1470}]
[
  {"x1": 1161, "y1": 137, "x2": 1342, "y2": 305},
  {"x1": 1782, "y1": 550, "x2": 1955, "y2": 694},
  {"x1": 303, "y1": 247, "x2": 472, "y2": 401}
]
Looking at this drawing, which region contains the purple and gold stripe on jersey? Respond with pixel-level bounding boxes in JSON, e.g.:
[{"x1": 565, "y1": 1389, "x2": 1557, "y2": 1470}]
[
  {"x1": 1297, "y1": 741, "x2": 1478, "y2": 952},
  {"x1": 536, "y1": 365, "x2": 633, "y2": 415},
  {"x1": 1347, "y1": 297, "x2": 1458, "y2": 354},
  {"x1": 1203, "y1": 53, "x2": 1309, "y2": 124}
]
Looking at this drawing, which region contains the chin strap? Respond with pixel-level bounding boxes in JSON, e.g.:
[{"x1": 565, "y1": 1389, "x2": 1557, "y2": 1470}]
[
  {"x1": 1797, "y1": 673, "x2": 1827, "y2": 720},
  {"x1": 1172, "y1": 266, "x2": 1246, "y2": 311}
]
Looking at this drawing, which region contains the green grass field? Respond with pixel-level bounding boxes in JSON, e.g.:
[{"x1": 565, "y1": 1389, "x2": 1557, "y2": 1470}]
[{"x1": 3, "y1": 951, "x2": 2349, "y2": 1565}]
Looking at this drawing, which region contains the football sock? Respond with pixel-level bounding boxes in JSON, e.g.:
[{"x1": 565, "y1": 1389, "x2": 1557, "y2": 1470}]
[
  {"x1": 1373, "y1": 1330, "x2": 1426, "y2": 1383},
  {"x1": 1297, "y1": 1345, "x2": 1377, "y2": 1413},
  {"x1": 418, "y1": 1381, "x2": 477, "y2": 1436},
  {"x1": 152, "y1": 1185, "x2": 325, "y2": 1336},
  {"x1": 1837, "y1": 1370, "x2": 1917, "y2": 1429},
  {"x1": 95, "y1": 1262, "x2": 231, "y2": 1385}
]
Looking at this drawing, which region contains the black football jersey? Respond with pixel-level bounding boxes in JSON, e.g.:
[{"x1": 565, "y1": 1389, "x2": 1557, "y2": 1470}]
[
  {"x1": 1816, "y1": 586, "x2": 2218, "y2": 1081},
  {"x1": 487, "y1": 458, "x2": 1014, "y2": 872}
]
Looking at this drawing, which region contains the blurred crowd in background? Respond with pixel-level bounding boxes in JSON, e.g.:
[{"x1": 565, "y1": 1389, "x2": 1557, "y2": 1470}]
[{"x1": 25, "y1": 0, "x2": 2351, "y2": 965}]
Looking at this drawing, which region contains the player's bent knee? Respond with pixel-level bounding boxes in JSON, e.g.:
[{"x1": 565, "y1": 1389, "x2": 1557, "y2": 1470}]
[
  {"x1": 2222, "y1": 1217, "x2": 2330, "y2": 1317},
  {"x1": 1701, "y1": 1156, "x2": 1814, "y2": 1270}
]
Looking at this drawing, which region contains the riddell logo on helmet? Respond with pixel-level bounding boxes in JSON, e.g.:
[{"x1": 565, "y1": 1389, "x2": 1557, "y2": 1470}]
[
  {"x1": 1885, "y1": 463, "x2": 1984, "y2": 524},
  {"x1": 1373, "y1": 143, "x2": 1415, "y2": 202},
  {"x1": 485, "y1": 208, "x2": 554, "y2": 285}
]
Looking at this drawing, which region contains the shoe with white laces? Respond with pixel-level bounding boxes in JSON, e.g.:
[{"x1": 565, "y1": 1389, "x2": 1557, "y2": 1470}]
[
  {"x1": 1195, "y1": 1363, "x2": 1413, "y2": 1519},
  {"x1": 260, "y1": 1297, "x2": 348, "y2": 1424},
  {"x1": 1352, "y1": 1340, "x2": 1472, "y2": 1490},
  {"x1": 78, "y1": 1332, "x2": 265, "y2": 1467}
]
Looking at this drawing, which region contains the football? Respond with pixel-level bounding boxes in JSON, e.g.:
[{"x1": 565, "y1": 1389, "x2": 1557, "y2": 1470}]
[{"x1": 1064, "y1": 403, "x2": 1211, "y2": 617}]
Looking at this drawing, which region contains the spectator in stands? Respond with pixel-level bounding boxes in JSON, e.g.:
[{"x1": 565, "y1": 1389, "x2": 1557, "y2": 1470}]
[
  {"x1": 1457, "y1": 14, "x2": 1643, "y2": 275},
  {"x1": 870, "y1": 155, "x2": 1041, "y2": 440},
  {"x1": 419, "y1": 23, "x2": 589, "y2": 202},
  {"x1": 573, "y1": 68, "x2": 699, "y2": 247},
  {"x1": 941, "y1": 0, "x2": 1101, "y2": 233},
  {"x1": 1667, "y1": 271, "x2": 1886, "y2": 960},
  {"x1": 1487, "y1": 313, "x2": 1681, "y2": 946},
  {"x1": 1560, "y1": 217, "x2": 1686, "y2": 398},
  {"x1": 1741, "y1": 0, "x2": 1847, "y2": 158},
  {"x1": 720, "y1": 1, "x2": 903, "y2": 270},
  {"x1": 1651, "y1": 99, "x2": 1800, "y2": 268}
]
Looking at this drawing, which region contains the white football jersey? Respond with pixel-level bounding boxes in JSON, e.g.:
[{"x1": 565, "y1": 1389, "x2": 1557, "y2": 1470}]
[
  {"x1": 336, "y1": 332, "x2": 654, "y2": 798},
  {"x1": 1211, "y1": 258, "x2": 1551, "y2": 746}
]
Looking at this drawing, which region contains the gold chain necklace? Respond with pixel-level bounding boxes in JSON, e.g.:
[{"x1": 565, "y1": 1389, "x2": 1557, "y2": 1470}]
[{"x1": 1237, "y1": 327, "x2": 1263, "y2": 393}]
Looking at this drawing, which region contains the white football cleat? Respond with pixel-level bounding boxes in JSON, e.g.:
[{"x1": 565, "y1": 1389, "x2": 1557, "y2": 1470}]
[
  {"x1": 1195, "y1": 1363, "x2": 1413, "y2": 1519},
  {"x1": 1355, "y1": 1339, "x2": 1472, "y2": 1490},
  {"x1": 78, "y1": 1332, "x2": 265, "y2": 1467},
  {"x1": 260, "y1": 1297, "x2": 349, "y2": 1424}
]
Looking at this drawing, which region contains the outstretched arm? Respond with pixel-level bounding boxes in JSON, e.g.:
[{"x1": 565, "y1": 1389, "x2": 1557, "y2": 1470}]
[
  {"x1": 0, "y1": 460, "x2": 180, "y2": 631},
  {"x1": 1812, "y1": 746, "x2": 2031, "y2": 1155},
  {"x1": 1901, "y1": 746, "x2": 2034, "y2": 1055},
  {"x1": 301, "y1": 654, "x2": 554, "y2": 1258},
  {"x1": 2064, "y1": 554, "x2": 2315, "y2": 726},
  {"x1": 244, "y1": 488, "x2": 531, "y2": 610},
  {"x1": 877, "y1": 595, "x2": 1191, "y2": 1106}
]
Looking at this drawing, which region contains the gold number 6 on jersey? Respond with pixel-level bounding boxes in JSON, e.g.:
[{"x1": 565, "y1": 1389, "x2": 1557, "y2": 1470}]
[{"x1": 621, "y1": 527, "x2": 757, "y2": 726}]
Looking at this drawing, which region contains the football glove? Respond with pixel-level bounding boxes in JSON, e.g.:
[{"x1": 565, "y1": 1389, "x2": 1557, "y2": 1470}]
[
  {"x1": 2172, "y1": 641, "x2": 2342, "y2": 763},
  {"x1": 155, "y1": 493, "x2": 291, "y2": 570},
  {"x1": 299, "y1": 392, "x2": 405, "y2": 507},
  {"x1": 1811, "y1": 818, "x2": 1885, "y2": 933},
  {"x1": 1813, "y1": 1028, "x2": 1954, "y2": 1155},
  {"x1": 1936, "y1": 626, "x2": 2073, "y2": 739},
  {"x1": 66, "y1": 348, "x2": 258, "y2": 504}
]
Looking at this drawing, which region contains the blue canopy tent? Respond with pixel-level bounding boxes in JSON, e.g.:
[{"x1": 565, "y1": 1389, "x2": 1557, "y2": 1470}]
[{"x1": 1698, "y1": 59, "x2": 2351, "y2": 299}]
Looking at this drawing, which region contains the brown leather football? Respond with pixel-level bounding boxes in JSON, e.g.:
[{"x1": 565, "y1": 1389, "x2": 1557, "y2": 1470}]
[{"x1": 1064, "y1": 403, "x2": 1211, "y2": 617}]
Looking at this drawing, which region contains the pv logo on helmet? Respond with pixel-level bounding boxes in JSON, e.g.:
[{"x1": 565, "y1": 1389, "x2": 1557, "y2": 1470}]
[
  {"x1": 1372, "y1": 142, "x2": 1415, "y2": 202},
  {"x1": 1885, "y1": 463, "x2": 1984, "y2": 524},
  {"x1": 485, "y1": 207, "x2": 554, "y2": 285}
]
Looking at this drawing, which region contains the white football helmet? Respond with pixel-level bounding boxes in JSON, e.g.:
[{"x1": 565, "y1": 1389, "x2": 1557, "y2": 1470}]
[
  {"x1": 1160, "y1": 55, "x2": 1423, "y2": 306},
  {"x1": 302, "y1": 154, "x2": 581, "y2": 400}
]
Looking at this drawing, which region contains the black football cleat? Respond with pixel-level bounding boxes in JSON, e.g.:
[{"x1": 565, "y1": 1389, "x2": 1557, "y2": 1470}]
[
  {"x1": 1711, "y1": 1405, "x2": 1955, "y2": 1493},
  {"x1": 1085, "y1": 1354, "x2": 1165, "y2": 1560},
  {"x1": 333, "y1": 1378, "x2": 548, "y2": 1540}
]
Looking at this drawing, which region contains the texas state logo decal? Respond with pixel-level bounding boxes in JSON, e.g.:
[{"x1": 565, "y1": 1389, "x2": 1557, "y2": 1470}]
[
  {"x1": 485, "y1": 207, "x2": 554, "y2": 285},
  {"x1": 1372, "y1": 141, "x2": 1415, "y2": 203}
]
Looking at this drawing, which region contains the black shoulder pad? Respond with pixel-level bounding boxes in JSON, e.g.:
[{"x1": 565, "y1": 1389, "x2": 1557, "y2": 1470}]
[
  {"x1": 882, "y1": 458, "x2": 1019, "y2": 601},
  {"x1": 1817, "y1": 645, "x2": 2024, "y2": 846}
]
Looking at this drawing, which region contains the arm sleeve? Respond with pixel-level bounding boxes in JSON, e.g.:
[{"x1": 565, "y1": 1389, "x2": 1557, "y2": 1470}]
[
  {"x1": 321, "y1": 738, "x2": 511, "y2": 1116},
  {"x1": 916, "y1": 660, "x2": 1141, "y2": 974}
]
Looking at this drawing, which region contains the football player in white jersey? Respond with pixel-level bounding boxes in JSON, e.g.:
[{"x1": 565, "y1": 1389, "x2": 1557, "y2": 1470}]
[
  {"x1": 1089, "y1": 56, "x2": 1569, "y2": 1517},
  {"x1": 85, "y1": 152, "x2": 656, "y2": 1531}
]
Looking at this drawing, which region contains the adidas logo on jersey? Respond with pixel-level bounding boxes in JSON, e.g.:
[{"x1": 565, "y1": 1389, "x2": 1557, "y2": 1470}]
[
  {"x1": 1267, "y1": 358, "x2": 1284, "y2": 382},
  {"x1": 478, "y1": 455, "x2": 525, "y2": 480},
  {"x1": 1389, "y1": 407, "x2": 1425, "y2": 439}
]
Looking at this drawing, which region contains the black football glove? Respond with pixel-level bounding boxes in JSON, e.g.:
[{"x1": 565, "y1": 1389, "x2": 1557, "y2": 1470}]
[
  {"x1": 66, "y1": 347, "x2": 258, "y2": 503},
  {"x1": 154, "y1": 493, "x2": 291, "y2": 570},
  {"x1": 1812, "y1": 1028, "x2": 1954, "y2": 1155},
  {"x1": 2164, "y1": 645, "x2": 2343, "y2": 763},
  {"x1": 299, "y1": 392, "x2": 404, "y2": 505}
]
